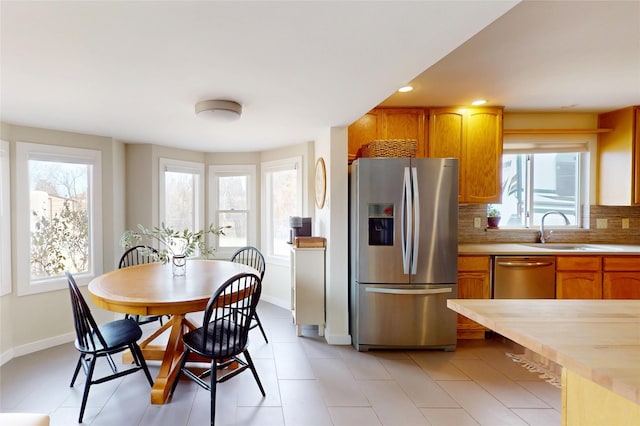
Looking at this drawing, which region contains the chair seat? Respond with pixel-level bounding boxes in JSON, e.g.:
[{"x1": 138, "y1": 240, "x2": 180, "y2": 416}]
[
  {"x1": 183, "y1": 320, "x2": 246, "y2": 359},
  {"x1": 76, "y1": 319, "x2": 143, "y2": 353}
]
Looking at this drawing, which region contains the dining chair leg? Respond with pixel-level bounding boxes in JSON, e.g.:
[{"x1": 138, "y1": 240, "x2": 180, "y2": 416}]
[
  {"x1": 210, "y1": 359, "x2": 217, "y2": 426},
  {"x1": 253, "y1": 312, "x2": 268, "y2": 343},
  {"x1": 78, "y1": 355, "x2": 97, "y2": 423},
  {"x1": 243, "y1": 350, "x2": 265, "y2": 396},
  {"x1": 130, "y1": 343, "x2": 154, "y2": 386},
  {"x1": 70, "y1": 355, "x2": 83, "y2": 386},
  {"x1": 106, "y1": 353, "x2": 118, "y2": 373}
]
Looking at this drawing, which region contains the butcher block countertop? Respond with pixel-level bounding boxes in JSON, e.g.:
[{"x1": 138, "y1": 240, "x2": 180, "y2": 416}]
[
  {"x1": 459, "y1": 243, "x2": 640, "y2": 255},
  {"x1": 447, "y1": 299, "x2": 640, "y2": 405}
]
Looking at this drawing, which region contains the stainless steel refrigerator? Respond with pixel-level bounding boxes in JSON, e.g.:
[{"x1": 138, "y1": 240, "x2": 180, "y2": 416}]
[{"x1": 349, "y1": 157, "x2": 458, "y2": 351}]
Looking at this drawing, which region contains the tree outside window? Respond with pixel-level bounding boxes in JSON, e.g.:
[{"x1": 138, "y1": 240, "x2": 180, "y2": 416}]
[{"x1": 29, "y1": 160, "x2": 90, "y2": 278}]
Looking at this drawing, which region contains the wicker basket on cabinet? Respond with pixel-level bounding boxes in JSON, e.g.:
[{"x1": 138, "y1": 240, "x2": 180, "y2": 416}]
[{"x1": 359, "y1": 139, "x2": 417, "y2": 158}]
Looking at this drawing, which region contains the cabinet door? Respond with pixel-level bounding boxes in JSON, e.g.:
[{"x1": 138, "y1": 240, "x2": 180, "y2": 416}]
[
  {"x1": 379, "y1": 108, "x2": 427, "y2": 157},
  {"x1": 603, "y1": 272, "x2": 640, "y2": 299},
  {"x1": 457, "y1": 270, "x2": 490, "y2": 338},
  {"x1": 464, "y1": 107, "x2": 503, "y2": 204},
  {"x1": 597, "y1": 107, "x2": 636, "y2": 205},
  {"x1": 348, "y1": 111, "x2": 379, "y2": 159},
  {"x1": 634, "y1": 107, "x2": 640, "y2": 205},
  {"x1": 556, "y1": 272, "x2": 603, "y2": 299},
  {"x1": 429, "y1": 108, "x2": 465, "y2": 201}
]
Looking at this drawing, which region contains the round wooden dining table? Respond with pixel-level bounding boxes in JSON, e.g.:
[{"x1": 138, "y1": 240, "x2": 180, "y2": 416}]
[{"x1": 88, "y1": 259, "x2": 257, "y2": 405}]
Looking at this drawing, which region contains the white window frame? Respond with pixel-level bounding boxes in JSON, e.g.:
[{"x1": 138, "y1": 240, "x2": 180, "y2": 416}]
[
  {"x1": 208, "y1": 164, "x2": 257, "y2": 259},
  {"x1": 0, "y1": 140, "x2": 11, "y2": 296},
  {"x1": 501, "y1": 135, "x2": 591, "y2": 229},
  {"x1": 15, "y1": 142, "x2": 103, "y2": 295},
  {"x1": 261, "y1": 156, "x2": 303, "y2": 266},
  {"x1": 158, "y1": 157, "x2": 205, "y2": 236}
]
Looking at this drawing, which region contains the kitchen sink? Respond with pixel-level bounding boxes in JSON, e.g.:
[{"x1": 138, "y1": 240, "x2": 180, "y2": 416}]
[{"x1": 520, "y1": 243, "x2": 624, "y2": 252}]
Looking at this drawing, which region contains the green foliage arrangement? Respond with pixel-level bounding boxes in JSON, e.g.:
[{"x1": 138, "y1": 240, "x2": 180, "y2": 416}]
[
  {"x1": 487, "y1": 204, "x2": 501, "y2": 217},
  {"x1": 120, "y1": 223, "x2": 230, "y2": 264}
]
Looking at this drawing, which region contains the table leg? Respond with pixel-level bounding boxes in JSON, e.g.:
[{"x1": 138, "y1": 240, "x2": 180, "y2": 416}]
[
  {"x1": 150, "y1": 314, "x2": 189, "y2": 404},
  {"x1": 124, "y1": 314, "x2": 234, "y2": 404}
]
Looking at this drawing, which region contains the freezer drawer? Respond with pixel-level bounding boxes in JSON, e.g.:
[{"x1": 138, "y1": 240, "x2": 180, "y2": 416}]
[{"x1": 353, "y1": 283, "x2": 457, "y2": 351}]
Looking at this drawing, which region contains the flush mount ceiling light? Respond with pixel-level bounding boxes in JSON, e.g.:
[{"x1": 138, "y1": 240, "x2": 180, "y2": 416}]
[
  {"x1": 471, "y1": 99, "x2": 487, "y2": 106},
  {"x1": 398, "y1": 85, "x2": 413, "y2": 93},
  {"x1": 195, "y1": 99, "x2": 242, "y2": 121}
]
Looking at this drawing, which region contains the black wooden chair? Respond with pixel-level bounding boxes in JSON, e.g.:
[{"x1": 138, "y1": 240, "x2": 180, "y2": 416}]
[
  {"x1": 230, "y1": 246, "x2": 268, "y2": 343},
  {"x1": 170, "y1": 272, "x2": 265, "y2": 426},
  {"x1": 118, "y1": 245, "x2": 168, "y2": 326},
  {"x1": 66, "y1": 271, "x2": 153, "y2": 423}
]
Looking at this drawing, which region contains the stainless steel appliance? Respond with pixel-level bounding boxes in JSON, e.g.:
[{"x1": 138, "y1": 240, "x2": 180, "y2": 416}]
[
  {"x1": 349, "y1": 157, "x2": 458, "y2": 352},
  {"x1": 493, "y1": 256, "x2": 556, "y2": 299}
]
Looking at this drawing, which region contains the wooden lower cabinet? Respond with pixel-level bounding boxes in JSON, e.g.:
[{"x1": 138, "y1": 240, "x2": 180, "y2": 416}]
[
  {"x1": 556, "y1": 256, "x2": 602, "y2": 299},
  {"x1": 603, "y1": 256, "x2": 640, "y2": 299},
  {"x1": 457, "y1": 255, "x2": 491, "y2": 339},
  {"x1": 555, "y1": 255, "x2": 640, "y2": 299}
]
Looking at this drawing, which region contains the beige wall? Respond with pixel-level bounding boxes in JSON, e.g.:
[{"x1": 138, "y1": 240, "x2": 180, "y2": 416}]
[
  {"x1": 2, "y1": 111, "x2": 637, "y2": 362},
  {"x1": 0, "y1": 123, "x2": 123, "y2": 361},
  {"x1": 0, "y1": 124, "x2": 327, "y2": 363}
]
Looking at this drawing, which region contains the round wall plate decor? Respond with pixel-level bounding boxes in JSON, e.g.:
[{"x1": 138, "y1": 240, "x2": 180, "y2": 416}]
[{"x1": 315, "y1": 157, "x2": 326, "y2": 209}]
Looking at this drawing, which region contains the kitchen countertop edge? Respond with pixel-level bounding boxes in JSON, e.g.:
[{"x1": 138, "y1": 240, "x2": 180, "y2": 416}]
[{"x1": 459, "y1": 243, "x2": 640, "y2": 255}]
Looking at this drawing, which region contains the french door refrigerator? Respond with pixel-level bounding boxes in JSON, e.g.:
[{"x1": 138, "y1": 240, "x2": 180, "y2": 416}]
[{"x1": 349, "y1": 157, "x2": 458, "y2": 351}]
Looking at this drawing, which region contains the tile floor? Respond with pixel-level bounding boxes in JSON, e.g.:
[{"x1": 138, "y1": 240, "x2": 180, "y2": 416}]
[{"x1": 0, "y1": 302, "x2": 561, "y2": 425}]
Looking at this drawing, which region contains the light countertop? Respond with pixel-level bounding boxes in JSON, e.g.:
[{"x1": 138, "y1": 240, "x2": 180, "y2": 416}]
[
  {"x1": 459, "y1": 243, "x2": 640, "y2": 255},
  {"x1": 447, "y1": 299, "x2": 640, "y2": 405}
]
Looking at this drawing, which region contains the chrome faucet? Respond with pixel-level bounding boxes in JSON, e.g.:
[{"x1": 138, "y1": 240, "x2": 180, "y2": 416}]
[{"x1": 539, "y1": 211, "x2": 570, "y2": 243}]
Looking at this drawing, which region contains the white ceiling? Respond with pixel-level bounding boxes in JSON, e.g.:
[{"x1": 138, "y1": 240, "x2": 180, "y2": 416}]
[{"x1": 1, "y1": 1, "x2": 638, "y2": 153}]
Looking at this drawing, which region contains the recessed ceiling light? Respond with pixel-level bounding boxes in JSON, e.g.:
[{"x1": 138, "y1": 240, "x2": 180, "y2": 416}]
[
  {"x1": 471, "y1": 99, "x2": 487, "y2": 106},
  {"x1": 398, "y1": 85, "x2": 413, "y2": 93}
]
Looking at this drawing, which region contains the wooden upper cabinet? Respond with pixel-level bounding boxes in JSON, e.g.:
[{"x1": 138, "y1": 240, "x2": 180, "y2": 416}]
[
  {"x1": 465, "y1": 108, "x2": 503, "y2": 203},
  {"x1": 348, "y1": 110, "x2": 379, "y2": 160},
  {"x1": 347, "y1": 108, "x2": 427, "y2": 160},
  {"x1": 378, "y1": 108, "x2": 427, "y2": 157},
  {"x1": 429, "y1": 106, "x2": 503, "y2": 203},
  {"x1": 428, "y1": 108, "x2": 464, "y2": 159},
  {"x1": 597, "y1": 106, "x2": 640, "y2": 206}
]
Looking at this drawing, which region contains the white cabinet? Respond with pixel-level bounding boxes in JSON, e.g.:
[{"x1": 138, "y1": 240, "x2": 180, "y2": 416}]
[{"x1": 290, "y1": 247, "x2": 325, "y2": 336}]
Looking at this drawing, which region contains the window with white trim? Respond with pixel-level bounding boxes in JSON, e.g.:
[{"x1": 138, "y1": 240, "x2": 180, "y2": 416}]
[
  {"x1": 16, "y1": 142, "x2": 103, "y2": 294},
  {"x1": 159, "y1": 157, "x2": 205, "y2": 239},
  {"x1": 208, "y1": 165, "x2": 256, "y2": 258},
  {"x1": 261, "y1": 157, "x2": 302, "y2": 261},
  {"x1": 1, "y1": 140, "x2": 11, "y2": 296},
  {"x1": 494, "y1": 138, "x2": 589, "y2": 228}
]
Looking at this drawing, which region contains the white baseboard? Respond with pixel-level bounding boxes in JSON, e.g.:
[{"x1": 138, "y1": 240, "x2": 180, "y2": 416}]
[
  {"x1": 260, "y1": 294, "x2": 289, "y2": 311},
  {"x1": 324, "y1": 331, "x2": 352, "y2": 345},
  {"x1": 0, "y1": 332, "x2": 75, "y2": 366}
]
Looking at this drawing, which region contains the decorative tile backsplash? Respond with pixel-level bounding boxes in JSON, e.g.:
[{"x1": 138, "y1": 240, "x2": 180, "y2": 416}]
[{"x1": 459, "y1": 204, "x2": 640, "y2": 244}]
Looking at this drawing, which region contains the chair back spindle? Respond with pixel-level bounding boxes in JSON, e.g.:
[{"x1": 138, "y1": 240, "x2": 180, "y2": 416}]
[
  {"x1": 199, "y1": 273, "x2": 261, "y2": 359},
  {"x1": 67, "y1": 273, "x2": 108, "y2": 352}
]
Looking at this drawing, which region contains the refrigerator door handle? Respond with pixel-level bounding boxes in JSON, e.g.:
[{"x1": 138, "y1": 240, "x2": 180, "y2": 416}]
[
  {"x1": 411, "y1": 166, "x2": 420, "y2": 275},
  {"x1": 402, "y1": 167, "x2": 412, "y2": 275},
  {"x1": 366, "y1": 287, "x2": 453, "y2": 295}
]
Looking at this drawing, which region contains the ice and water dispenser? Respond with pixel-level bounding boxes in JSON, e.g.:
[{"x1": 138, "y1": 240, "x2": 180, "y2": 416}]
[{"x1": 368, "y1": 203, "x2": 394, "y2": 246}]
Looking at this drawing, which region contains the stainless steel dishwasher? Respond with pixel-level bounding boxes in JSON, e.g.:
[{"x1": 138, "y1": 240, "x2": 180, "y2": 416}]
[{"x1": 493, "y1": 256, "x2": 556, "y2": 299}]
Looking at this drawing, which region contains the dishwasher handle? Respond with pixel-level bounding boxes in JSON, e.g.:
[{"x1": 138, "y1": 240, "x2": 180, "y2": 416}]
[
  {"x1": 366, "y1": 287, "x2": 452, "y2": 295},
  {"x1": 496, "y1": 260, "x2": 555, "y2": 267}
]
